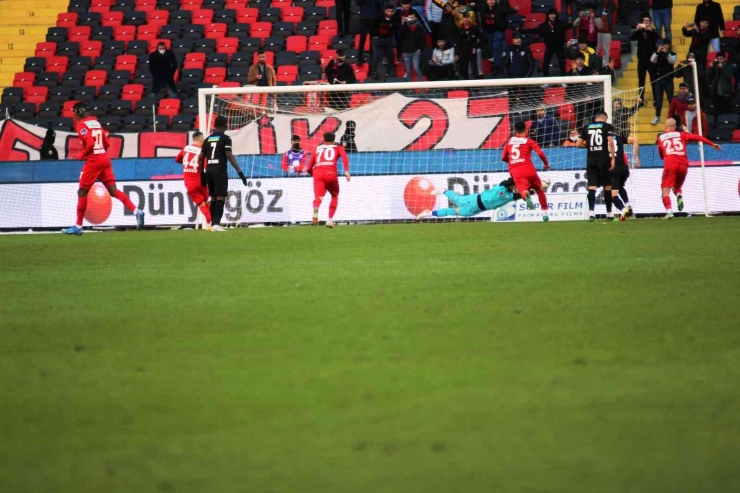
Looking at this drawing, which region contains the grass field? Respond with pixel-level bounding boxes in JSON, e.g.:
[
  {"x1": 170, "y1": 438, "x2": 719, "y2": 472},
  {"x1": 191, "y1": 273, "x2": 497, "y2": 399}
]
[{"x1": 2, "y1": 218, "x2": 740, "y2": 493}]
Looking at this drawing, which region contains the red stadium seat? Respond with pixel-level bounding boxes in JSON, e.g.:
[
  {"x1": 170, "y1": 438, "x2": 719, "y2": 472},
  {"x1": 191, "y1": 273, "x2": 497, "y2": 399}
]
[
  {"x1": 447, "y1": 90, "x2": 468, "y2": 99},
  {"x1": 316, "y1": 0, "x2": 333, "y2": 9},
  {"x1": 194, "y1": 113, "x2": 217, "y2": 131},
  {"x1": 543, "y1": 87, "x2": 566, "y2": 104},
  {"x1": 184, "y1": 52, "x2": 206, "y2": 69},
  {"x1": 158, "y1": 98, "x2": 181, "y2": 122},
  {"x1": 706, "y1": 52, "x2": 718, "y2": 64},
  {"x1": 121, "y1": 83, "x2": 145, "y2": 103},
  {"x1": 68, "y1": 26, "x2": 91, "y2": 43},
  {"x1": 272, "y1": 0, "x2": 291, "y2": 9},
  {"x1": 203, "y1": 67, "x2": 226, "y2": 85},
  {"x1": 62, "y1": 101, "x2": 79, "y2": 118},
  {"x1": 558, "y1": 103, "x2": 575, "y2": 123},
  {"x1": 253, "y1": 51, "x2": 274, "y2": 65},
  {"x1": 13, "y1": 72, "x2": 36, "y2": 91},
  {"x1": 318, "y1": 20, "x2": 338, "y2": 38},
  {"x1": 218, "y1": 81, "x2": 241, "y2": 88},
  {"x1": 523, "y1": 14, "x2": 545, "y2": 31},
  {"x1": 56, "y1": 13, "x2": 78, "y2": 28},
  {"x1": 308, "y1": 34, "x2": 329, "y2": 51},
  {"x1": 216, "y1": 37, "x2": 239, "y2": 56},
  {"x1": 732, "y1": 130, "x2": 740, "y2": 142},
  {"x1": 147, "y1": 10, "x2": 170, "y2": 27},
  {"x1": 136, "y1": 0, "x2": 157, "y2": 8},
  {"x1": 353, "y1": 66, "x2": 367, "y2": 82},
  {"x1": 102, "y1": 11, "x2": 124, "y2": 27},
  {"x1": 114, "y1": 25, "x2": 136, "y2": 43},
  {"x1": 115, "y1": 54, "x2": 138, "y2": 73},
  {"x1": 276, "y1": 65, "x2": 298, "y2": 84},
  {"x1": 236, "y1": 7, "x2": 259, "y2": 23},
  {"x1": 181, "y1": 0, "x2": 204, "y2": 11},
  {"x1": 137, "y1": 24, "x2": 160, "y2": 42},
  {"x1": 320, "y1": 49, "x2": 336, "y2": 67},
  {"x1": 89, "y1": 5, "x2": 110, "y2": 14},
  {"x1": 287, "y1": 35, "x2": 307, "y2": 52},
  {"x1": 350, "y1": 92, "x2": 372, "y2": 108},
  {"x1": 509, "y1": 0, "x2": 531, "y2": 14},
  {"x1": 725, "y1": 21, "x2": 740, "y2": 37},
  {"x1": 204, "y1": 23, "x2": 227, "y2": 40},
  {"x1": 250, "y1": 22, "x2": 273, "y2": 40},
  {"x1": 80, "y1": 41, "x2": 103, "y2": 58},
  {"x1": 354, "y1": 34, "x2": 370, "y2": 51},
  {"x1": 25, "y1": 86, "x2": 49, "y2": 107},
  {"x1": 91, "y1": 0, "x2": 113, "y2": 9},
  {"x1": 85, "y1": 70, "x2": 108, "y2": 90},
  {"x1": 35, "y1": 42, "x2": 57, "y2": 59},
  {"x1": 226, "y1": 0, "x2": 247, "y2": 9},
  {"x1": 46, "y1": 56, "x2": 69, "y2": 74},
  {"x1": 282, "y1": 6, "x2": 304, "y2": 25},
  {"x1": 192, "y1": 9, "x2": 214, "y2": 25}
]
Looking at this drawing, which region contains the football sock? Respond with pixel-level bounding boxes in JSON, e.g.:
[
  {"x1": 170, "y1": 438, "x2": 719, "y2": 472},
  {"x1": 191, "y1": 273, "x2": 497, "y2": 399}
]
[
  {"x1": 328, "y1": 196, "x2": 338, "y2": 219},
  {"x1": 604, "y1": 191, "x2": 613, "y2": 216},
  {"x1": 612, "y1": 194, "x2": 625, "y2": 211},
  {"x1": 199, "y1": 204, "x2": 212, "y2": 223},
  {"x1": 76, "y1": 196, "x2": 88, "y2": 227},
  {"x1": 114, "y1": 190, "x2": 137, "y2": 212},
  {"x1": 210, "y1": 199, "x2": 224, "y2": 226},
  {"x1": 432, "y1": 208, "x2": 456, "y2": 217},
  {"x1": 619, "y1": 188, "x2": 630, "y2": 207},
  {"x1": 587, "y1": 189, "x2": 596, "y2": 212},
  {"x1": 662, "y1": 195, "x2": 672, "y2": 211},
  {"x1": 536, "y1": 190, "x2": 548, "y2": 211}
]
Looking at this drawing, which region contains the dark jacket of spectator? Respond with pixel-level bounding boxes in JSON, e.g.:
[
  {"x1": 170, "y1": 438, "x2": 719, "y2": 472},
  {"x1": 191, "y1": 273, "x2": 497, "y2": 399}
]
[
  {"x1": 399, "y1": 22, "x2": 427, "y2": 53},
  {"x1": 527, "y1": 18, "x2": 572, "y2": 48},
  {"x1": 39, "y1": 128, "x2": 58, "y2": 160},
  {"x1": 596, "y1": 0, "x2": 616, "y2": 34},
  {"x1": 503, "y1": 42, "x2": 534, "y2": 78},
  {"x1": 650, "y1": 47, "x2": 677, "y2": 78},
  {"x1": 457, "y1": 22, "x2": 485, "y2": 52},
  {"x1": 682, "y1": 23, "x2": 712, "y2": 66},
  {"x1": 529, "y1": 112, "x2": 558, "y2": 147},
  {"x1": 693, "y1": 0, "x2": 725, "y2": 39},
  {"x1": 707, "y1": 59, "x2": 734, "y2": 97},
  {"x1": 478, "y1": 0, "x2": 517, "y2": 34},
  {"x1": 652, "y1": 0, "x2": 673, "y2": 9},
  {"x1": 325, "y1": 59, "x2": 357, "y2": 83},
  {"x1": 394, "y1": 4, "x2": 432, "y2": 33},
  {"x1": 372, "y1": 12, "x2": 395, "y2": 38},
  {"x1": 148, "y1": 47, "x2": 177, "y2": 81},
  {"x1": 630, "y1": 25, "x2": 661, "y2": 62},
  {"x1": 356, "y1": 0, "x2": 382, "y2": 20},
  {"x1": 437, "y1": 6, "x2": 459, "y2": 44},
  {"x1": 612, "y1": 99, "x2": 640, "y2": 137}
]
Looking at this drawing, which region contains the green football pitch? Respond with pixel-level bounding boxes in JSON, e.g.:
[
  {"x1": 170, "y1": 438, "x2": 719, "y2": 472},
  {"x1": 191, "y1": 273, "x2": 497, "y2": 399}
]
[{"x1": 2, "y1": 218, "x2": 739, "y2": 493}]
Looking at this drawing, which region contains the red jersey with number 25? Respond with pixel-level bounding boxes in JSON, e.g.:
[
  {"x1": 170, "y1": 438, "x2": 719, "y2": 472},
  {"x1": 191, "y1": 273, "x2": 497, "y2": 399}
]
[
  {"x1": 306, "y1": 144, "x2": 349, "y2": 178},
  {"x1": 76, "y1": 116, "x2": 110, "y2": 166},
  {"x1": 501, "y1": 136, "x2": 549, "y2": 171},
  {"x1": 657, "y1": 131, "x2": 714, "y2": 168},
  {"x1": 175, "y1": 143, "x2": 203, "y2": 187}
]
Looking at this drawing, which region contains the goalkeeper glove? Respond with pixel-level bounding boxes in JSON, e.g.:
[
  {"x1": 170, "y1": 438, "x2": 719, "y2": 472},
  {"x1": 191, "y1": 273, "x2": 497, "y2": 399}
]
[
  {"x1": 238, "y1": 171, "x2": 247, "y2": 186},
  {"x1": 200, "y1": 172, "x2": 207, "y2": 187}
]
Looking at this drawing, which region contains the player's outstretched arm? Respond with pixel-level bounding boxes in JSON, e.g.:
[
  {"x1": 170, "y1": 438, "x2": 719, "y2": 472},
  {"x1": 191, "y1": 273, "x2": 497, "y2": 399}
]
[
  {"x1": 531, "y1": 140, "x2": 550, "y2": 170},
  {"x1": 226, "y1": 150, "x2": 248, "y2": 185},
  {"x1": 686, "y1": 133, "x2": 721, "y2": 151},
  {"x1": 306, "y1": 152, "x2": 316, "y2": 176},
  {"x1": 338, "y1": 145, "x2": 350, "y2": 181}
]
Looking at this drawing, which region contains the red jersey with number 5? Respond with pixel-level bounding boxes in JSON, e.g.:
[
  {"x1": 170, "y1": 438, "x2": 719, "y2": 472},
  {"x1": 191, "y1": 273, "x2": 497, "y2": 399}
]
[
  {"x1": 175, "y1": 143, "x2": 203, "y2": 187},
  {"x1": 501, "y1": 136, "x2": 549, "y2": 171},
  {"x1": 656, "y1": 131, "x2": 714, "y2": 168},
  {"x1": 75, "y1": 116, "x2": 110, "y2": 166},
  {"x1": 306, "y1": 144, "x2": 349, "y2": 178}
]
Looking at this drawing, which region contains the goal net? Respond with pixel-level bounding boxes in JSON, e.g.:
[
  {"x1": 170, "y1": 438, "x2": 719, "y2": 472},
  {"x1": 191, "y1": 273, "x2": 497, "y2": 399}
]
[{"x1": 199, "y1": 77, "x2": 651, "y2": 224}]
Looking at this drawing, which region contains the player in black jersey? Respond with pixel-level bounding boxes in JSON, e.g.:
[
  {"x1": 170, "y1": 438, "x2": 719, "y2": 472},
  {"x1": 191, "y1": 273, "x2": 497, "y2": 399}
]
[
  {"x1": 198, "y1": 116, "x2": 248, "y2": 232},
  {"x1": 578, "y1": 111, "x2": 616, "y2": 221},
  {"x1": 610, "y1": 134, "x2": 640, "y2": 221}
]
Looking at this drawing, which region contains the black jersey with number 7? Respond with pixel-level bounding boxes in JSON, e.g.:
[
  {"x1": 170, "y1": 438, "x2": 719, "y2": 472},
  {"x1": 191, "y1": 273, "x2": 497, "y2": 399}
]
[
  {"x1": 202, "y1": 132, "x2": 232, "y2": 167},
  {"x1": 580, "y1": 122, "x2": 614, "y2": 158}
]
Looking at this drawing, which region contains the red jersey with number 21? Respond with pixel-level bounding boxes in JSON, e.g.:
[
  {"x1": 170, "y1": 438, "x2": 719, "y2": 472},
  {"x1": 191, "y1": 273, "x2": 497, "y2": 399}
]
[
  {"x1": 306, "y1": 144, "x2": 349, "y2": 179},
  {"x1": 656, "y1": 131, "x2": 713, "y2": 168},
  {"x1": 76, "y1": 116, "x2": 110, "y2": 166},
  {"x1": 175, "y1": 144, "x2": 203, "y2": 187},
  {"x1": 501, "y1": 136, "x2": 549, "y2": 171}
]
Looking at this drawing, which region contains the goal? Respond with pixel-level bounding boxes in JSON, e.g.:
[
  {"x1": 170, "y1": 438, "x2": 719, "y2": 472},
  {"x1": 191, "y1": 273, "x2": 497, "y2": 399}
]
[{"x1": 198, "y1": 76, "x2": 652, "y2": 224}]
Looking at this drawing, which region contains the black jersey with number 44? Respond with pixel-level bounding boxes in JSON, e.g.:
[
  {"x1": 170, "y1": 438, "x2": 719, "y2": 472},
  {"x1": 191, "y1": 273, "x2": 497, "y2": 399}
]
[
  {"x1": 580, "y1": 122, "x2": 615, "y2": 158},
  {"x1": 201, "y1": 131, "x2": 232, "y2": 168}
]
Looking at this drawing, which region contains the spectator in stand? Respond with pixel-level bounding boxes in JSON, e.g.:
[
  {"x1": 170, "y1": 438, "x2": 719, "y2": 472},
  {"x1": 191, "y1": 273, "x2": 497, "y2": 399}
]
[
  {"x1": 524, "y1": 8, "x2": 572, "y2": 83},
  {"x1": 398, "y1": 11, "x2": 426, "y2": 82},
  {"x1": 650, "y1": 38, "x2": 677, "y2": 125},
  {"x1": 457, "y1": 12, "x2": 485, "y2": 79},
  {"x1": 694, "y1": 0, "x2": 724, "y2": 54},
  {"x1": 324, "y1": 50, "x2": 356, "y2": 110},
  {"x1": 148, "y1": 41, "x2": 178, "y2": 98},
  {"x1": 612, "y1": 97, "x2": 642, "y2": 137},
  {"x1": 562, "y1": 128, "x2": 582, "y2": 147},
  {"x1": 596, "y1": 0, "x2": 616, "y2": 67},
  {"x1": 394, "y1": 0, "x2": 431, "y2": 63},
  {"x1": 478, "y1": 0, "x2": 519, "y2": 75},
  {"x1": 452, "y1": 0, "x2": 476, "y2": 26},
  {"x1": 573, "y1": 4, "x2": 598, "y2": 49},
  {"x1": 567, "y1": 39, "x2": 597, "y2": 68},
  {"x1": 707, "y1": 52, "x2": 734, "y2": 117},
  {"x1": 428, "y1": 38, "x2": 457, "y2": 80},
  {"x1": 357, "y1": 0, "x2": 383, "y2": 64},
  {"x1": 529, "y1": 107, "x2": 559, "y2": 147},
  {"x1": 676, "y1": 53, "x2": 705, "y2": 98},
  {"x1": 335, "y1": 0, "x2": 352, "y2": 35},
  {"x1": 568, "y1": 54, "x2": 616, "y2": 127},
  {"x1": 426, "y1": 0, "x2": 445, "y2": 41},
  {"x1": 39, "y1": 128, "x2": 59, "y2": 160},
  {"x1": 502, "y1": 33, "x2": 534, "y2": 79},
  {"x1": 682, "y1": 19, "x2": 712, "y2": 68},
  {"x1": 437, "y1": 2, "x2": 460, "y2": 47},
  {"x1": 281, "y1": 135, "x2": 308, "y2": 174},
  {"x1": 370, "y1": 5, "x2": 397, "y2": 79},
  {"x1": 630, "y1": 14, "x2": 660, "y2": 105},
  {"x1": 340, "y1": 121, "x2": 358, "y2": 153},
  {"x1": 248, "y1": 48, "x2": 276, "y2": 87},
  {"x1": 668, "y1": 82, "x2": 693, "y2": 123},
  {"x1": 683, "y1": 97, "x2": 708, "y2": 135},
  {"x1": 651, "y1": 0, "x2": 673, "y2": 41}
]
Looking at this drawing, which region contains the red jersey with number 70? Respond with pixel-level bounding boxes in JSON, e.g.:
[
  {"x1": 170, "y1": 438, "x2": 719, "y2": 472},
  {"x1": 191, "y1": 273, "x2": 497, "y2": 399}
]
[
  {"x1": 500, "y1": 136, "x2": 549, "y2": 171},
  {"x1": 175, "y1": 143, "x2": 203, "y2": 187},
  {"x1": 75, "y1": 116, "x2": 111, "y2": 166},
  {"x1": 656, "y1": 131, "x2": 714, "y2": 168},
  {"x1": 306, "y1": 143, "x2": 349, "y2": 178}
]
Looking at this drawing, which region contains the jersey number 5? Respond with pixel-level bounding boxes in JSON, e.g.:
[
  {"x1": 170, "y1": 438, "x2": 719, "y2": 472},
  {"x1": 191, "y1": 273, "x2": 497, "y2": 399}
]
[{"x1": 509, "y1": 143, "x2": 520, "y2": 160}]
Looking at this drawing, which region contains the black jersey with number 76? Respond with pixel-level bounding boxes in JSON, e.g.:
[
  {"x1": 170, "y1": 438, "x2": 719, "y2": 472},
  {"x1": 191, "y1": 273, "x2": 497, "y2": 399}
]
[
  {"x1": 201, "y1": 132, "x2": 232, "y2": 168},
  {"x1": 580, "y1": 122, "x2": 614, "y2": 158}
]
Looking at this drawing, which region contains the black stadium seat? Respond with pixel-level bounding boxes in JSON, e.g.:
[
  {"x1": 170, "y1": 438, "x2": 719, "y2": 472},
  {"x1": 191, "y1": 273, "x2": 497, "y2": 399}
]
[
  {"x1": 72, "y1": 86, "x2": 97, "y2": 102},
  {"x1": 46, "y1": 27, "x2": 68, "y2": 43},
  {"x1": 109, "y1": 99, "x2": 133, "y2": 117},
  {"x1": 37, "y1": 102, "x2": 60, "y2": 119},
  {"x1": 24, "y1": 57, "x2": 47, "y2": 74},
  {"x1": 13, "y1": 103, "x2": 37, "y2": 120},
  {"x1": 123, "y1": 114, "x2": 146, "y2": 132},
  {"x1": 98, "y1": 85, "x2": 122, "y2": 101},
  {"x1": 2, "y1": 87, "x2": 24, "y2": 105},
  {"x1": 51, "y1": 117, "x2": 74, "y2": 131},
  {"x1": 170, "y1": 114, "x2": 195, "y2": 131},
  {"x1": 88, "y1": 100, "x2": 109, "y2": 117}
]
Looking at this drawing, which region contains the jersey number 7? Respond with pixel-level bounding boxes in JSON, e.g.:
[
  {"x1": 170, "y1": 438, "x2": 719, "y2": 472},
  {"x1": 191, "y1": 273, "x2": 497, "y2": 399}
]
[{"x1": 92, "y1": 129, "x2": 104, "y2": 152}]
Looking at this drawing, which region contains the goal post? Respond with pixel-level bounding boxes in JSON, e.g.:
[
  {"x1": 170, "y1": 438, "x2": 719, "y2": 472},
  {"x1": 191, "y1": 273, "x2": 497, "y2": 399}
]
[{"x1": 196, "y1": 75, "x2": 651, "y2": 225}]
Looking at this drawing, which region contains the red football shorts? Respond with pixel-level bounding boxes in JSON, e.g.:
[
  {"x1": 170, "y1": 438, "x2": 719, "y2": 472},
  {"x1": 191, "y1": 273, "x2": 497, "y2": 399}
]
[
  {"x1": 79, "y1": 161, "x2": 116, "y2": 190},
  {"x1": 510, "y1": 166, "x2": 542, "y2": 196},
  {"x1": 313, "y1": 174, "x2": 339, "y2": 198},
  {"x1": 186, "y1": 183, "x2": 209, "y2": 205},
  {"x1": 661, "y1": 164, "x2": 688, "y2": 189}
]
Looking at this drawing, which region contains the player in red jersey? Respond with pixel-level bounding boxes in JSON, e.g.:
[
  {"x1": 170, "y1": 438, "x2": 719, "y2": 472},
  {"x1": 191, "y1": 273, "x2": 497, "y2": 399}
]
[
  {"x1": 306, "y1": 132, "x2": 350, "y2": 228},
  {"x1": 656, "y1": 118, "x2": 721, "y2": 219},
  {"x1": 501, "y1": 121, "x2": 551, "y2": 221},
  {"x1": 63, "y1": 102, "x2": 144, "y2": 235},
  {"x1": 175, "y1": 131, "x2": 212, "y2": 230}
]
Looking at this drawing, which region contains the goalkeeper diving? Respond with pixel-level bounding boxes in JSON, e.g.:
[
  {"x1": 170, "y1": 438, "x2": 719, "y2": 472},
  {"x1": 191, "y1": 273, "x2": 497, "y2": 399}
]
[{"x1": 416, "y1": 177, "x2": 549, "y2": 219}]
